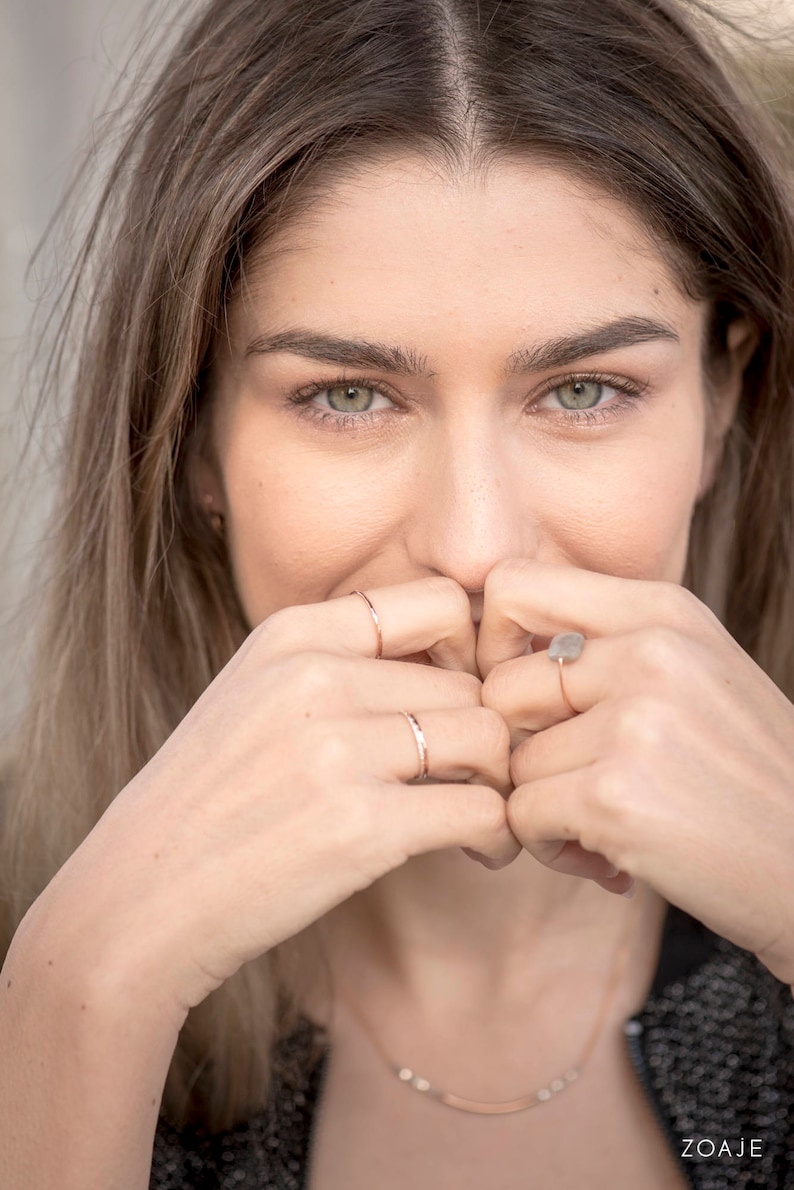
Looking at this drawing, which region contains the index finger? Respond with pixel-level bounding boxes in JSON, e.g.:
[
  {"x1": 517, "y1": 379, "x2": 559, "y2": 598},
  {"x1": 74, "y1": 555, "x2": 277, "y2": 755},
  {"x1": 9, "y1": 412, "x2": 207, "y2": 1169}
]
[
  {"x1": 257, "y1": 576, "x2": 479, "y2": 675},
  {"x1": 476, "y1": 558, "x2": 709, "y2": 678}
]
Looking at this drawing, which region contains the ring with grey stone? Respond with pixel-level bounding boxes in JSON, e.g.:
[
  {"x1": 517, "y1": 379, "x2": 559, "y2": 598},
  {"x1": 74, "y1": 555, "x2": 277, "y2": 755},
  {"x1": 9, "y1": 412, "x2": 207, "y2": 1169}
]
[{"x1": 548, "y1": 632, "x2": 585, "y2": 715}]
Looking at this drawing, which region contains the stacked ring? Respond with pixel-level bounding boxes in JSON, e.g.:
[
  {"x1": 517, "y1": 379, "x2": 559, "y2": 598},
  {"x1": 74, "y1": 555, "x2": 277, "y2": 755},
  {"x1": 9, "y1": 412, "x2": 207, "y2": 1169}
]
[
  {"x1": 349, "y1": 589, "x2": 429, "y2": 781},
  {"x1": 400, "y1": 710, "x2": 430, "y2": 781}
]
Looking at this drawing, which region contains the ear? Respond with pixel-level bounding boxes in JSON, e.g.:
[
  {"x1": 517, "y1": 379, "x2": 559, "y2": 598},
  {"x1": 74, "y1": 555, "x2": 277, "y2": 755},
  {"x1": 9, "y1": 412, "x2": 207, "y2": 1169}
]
[
  {"x1": 186, "y1": 426, "x2": 228, "y2": 524},
  {"x1": 697, "y1": 316, "x2": 758, "y2": 500}
]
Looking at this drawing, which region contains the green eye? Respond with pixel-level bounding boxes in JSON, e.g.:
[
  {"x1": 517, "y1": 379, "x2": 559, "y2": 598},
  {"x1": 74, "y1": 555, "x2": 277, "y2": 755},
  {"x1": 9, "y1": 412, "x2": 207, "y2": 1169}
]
[
  {"x1": 326, "y1": 385, "x2": 375, "y2": 413},
  {"x1": 555, "y1": 380, "x2": 606, "y2": 410}
]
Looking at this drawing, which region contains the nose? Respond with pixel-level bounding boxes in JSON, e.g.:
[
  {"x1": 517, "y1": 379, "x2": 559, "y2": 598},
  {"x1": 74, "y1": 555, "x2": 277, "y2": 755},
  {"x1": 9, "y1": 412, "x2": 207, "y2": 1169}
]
[{"x1": 408, "y1": 415, "x2": 539, "y2": 597}]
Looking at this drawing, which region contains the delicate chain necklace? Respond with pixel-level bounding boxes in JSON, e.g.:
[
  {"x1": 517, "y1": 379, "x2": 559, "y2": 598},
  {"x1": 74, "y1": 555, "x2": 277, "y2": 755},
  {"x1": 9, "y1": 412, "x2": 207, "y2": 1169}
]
[{"x1": 332, "y1": 883, "x2": 646, "y2": 1115}]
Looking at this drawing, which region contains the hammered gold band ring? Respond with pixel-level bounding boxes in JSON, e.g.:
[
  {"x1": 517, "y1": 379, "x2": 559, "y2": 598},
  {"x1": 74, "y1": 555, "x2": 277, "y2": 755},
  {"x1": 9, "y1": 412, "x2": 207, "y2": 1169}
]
[
  {"x1": 399, "y1": 711, "x2": 430, "y2": 781},
  {"x1": 548, "y1": 631, "x2": 585, "y2": 716}
]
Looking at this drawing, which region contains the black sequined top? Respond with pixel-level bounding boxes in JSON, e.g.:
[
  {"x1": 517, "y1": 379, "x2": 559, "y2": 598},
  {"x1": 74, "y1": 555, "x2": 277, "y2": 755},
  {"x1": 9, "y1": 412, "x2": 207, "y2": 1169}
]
[{"x1": 150, "y1": 905, "x2": 794, "y2": 1189}]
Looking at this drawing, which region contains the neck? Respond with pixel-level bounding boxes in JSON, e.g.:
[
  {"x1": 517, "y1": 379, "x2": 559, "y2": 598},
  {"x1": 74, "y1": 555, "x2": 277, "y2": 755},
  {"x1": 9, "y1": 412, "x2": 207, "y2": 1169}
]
[{"x1": 314, "y1": 848, "x2": 666, "y2": 1020}]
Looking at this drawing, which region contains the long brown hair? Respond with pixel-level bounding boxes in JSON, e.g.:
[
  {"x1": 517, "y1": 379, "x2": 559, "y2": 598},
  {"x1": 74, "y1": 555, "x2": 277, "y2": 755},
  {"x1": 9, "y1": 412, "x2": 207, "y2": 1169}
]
[{"x1": 2, "y1": 0, "x2": 793, "y2": 1131}]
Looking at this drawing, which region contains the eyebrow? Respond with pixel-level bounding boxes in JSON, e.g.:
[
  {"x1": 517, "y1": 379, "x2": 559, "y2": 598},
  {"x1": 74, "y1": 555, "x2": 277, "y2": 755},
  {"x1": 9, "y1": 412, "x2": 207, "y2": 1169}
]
[{"x1": 244, "y1": 315, "x2": 679, "y2": 377}]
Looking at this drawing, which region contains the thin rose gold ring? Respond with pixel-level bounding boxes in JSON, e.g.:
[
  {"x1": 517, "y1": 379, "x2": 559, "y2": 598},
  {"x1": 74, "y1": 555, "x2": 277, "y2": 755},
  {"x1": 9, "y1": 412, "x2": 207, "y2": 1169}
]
[
  {"x1": 548, "y1": 631, "x2": 585, "y2": 716},
  {"x1": 350, "y1": 590, "x2": 383, "y2": 660},
  {"x1": 556, "y1": 663, "x2": 579, "y2": 716},
  {"x1": 399, "y1": 711, "x2": 430, "y2": 781}
]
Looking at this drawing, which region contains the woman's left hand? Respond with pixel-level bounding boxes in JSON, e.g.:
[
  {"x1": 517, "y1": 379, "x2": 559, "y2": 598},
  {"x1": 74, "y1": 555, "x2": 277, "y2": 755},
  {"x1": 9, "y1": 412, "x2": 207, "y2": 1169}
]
[{"x1": 476, "y1": 558, "x2": 794, "y2": 987}]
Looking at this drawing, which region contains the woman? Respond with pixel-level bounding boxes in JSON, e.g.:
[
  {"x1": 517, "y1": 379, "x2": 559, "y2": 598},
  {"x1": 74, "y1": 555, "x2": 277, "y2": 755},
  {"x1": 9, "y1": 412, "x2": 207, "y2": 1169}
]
[{"x1": 2, "y1": 0, "x2": 794, "y2": 1186}]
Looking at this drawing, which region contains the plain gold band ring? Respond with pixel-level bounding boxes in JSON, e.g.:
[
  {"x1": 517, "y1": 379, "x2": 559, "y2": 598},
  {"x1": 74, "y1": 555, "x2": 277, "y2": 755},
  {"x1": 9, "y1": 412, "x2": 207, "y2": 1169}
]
[
  {"x1": 400, "y1": 710, "x2": 430, "y2": 781},
  {"x1": 548, "y1": 631, "x2": 585, "y2": 716},
  {"x1": 350, "y1": 589, "x2": 383, "y2": 660}
]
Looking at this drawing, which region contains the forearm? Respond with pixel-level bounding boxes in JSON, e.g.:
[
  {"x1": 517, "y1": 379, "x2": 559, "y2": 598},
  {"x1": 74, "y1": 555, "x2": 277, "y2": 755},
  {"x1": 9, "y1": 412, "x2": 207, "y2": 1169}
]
[{"x1": 0, "y1": 914, "x2": 183, "y2": 1190}]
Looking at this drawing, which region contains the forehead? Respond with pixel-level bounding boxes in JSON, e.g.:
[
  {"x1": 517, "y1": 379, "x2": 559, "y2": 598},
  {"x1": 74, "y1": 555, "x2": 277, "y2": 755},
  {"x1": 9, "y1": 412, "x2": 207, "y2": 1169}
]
[{"x1": 230, "y1": 153, "x2": 702, "y2": 353}]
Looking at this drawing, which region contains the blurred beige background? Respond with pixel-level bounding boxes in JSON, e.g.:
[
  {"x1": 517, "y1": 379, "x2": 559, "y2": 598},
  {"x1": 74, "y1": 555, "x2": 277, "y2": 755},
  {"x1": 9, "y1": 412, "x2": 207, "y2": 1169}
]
[
  {"x1": 1, "y1": 0, "x2": 792, "y2": 740},
  {"x1": 0, "y1": 0, "x2": 197, "y2": 740}
]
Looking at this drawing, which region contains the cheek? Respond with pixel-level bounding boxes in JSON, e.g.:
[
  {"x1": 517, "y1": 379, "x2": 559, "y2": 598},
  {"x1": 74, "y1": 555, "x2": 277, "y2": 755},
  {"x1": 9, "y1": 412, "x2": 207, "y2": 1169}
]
[
  {"x1": 221, "y1": 435, "x2": 399, "y2": 623},
  {"x1": 535, "y1": 414, "x2": 705, "y2": 583}
]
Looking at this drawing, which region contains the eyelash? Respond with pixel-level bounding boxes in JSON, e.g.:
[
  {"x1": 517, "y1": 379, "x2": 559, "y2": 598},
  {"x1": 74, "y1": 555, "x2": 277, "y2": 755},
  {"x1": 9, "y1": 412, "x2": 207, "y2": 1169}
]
[{"x1": 285, "y1": 371, "x2": 649, "y2": 432}]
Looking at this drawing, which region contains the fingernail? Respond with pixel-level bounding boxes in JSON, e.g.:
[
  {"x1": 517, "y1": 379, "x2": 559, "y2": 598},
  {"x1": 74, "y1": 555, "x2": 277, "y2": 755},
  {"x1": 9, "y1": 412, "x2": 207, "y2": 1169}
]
[{"x1": 621, "y1": 879, "x2": 636, "y2": 899}]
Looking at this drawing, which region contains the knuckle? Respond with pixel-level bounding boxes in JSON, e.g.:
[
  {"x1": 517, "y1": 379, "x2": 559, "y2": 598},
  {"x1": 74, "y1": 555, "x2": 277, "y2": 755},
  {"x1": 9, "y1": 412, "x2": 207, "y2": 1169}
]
[
  {"x1": 252, "y1": 605, "x2": 301, "y2": 654},
  {"x1": 279, "y1": 650, "x2": 341, "y2": 702},
  {"x1": 508, "y1": 734, "x2": 535, "y2": 784},
  {"x1": 426, "y1": 574, "x2": 468, "y2": 614},
  {"x1": 635, "y1": 625, "x2": 687, "y2": 681},
  {"x1": 438, "y1": 576, "x2": 474, "y2": 622},
  {"x1": 483, "y1": 557, "x2": 523, "y2": 602},
  {"x1": 587, "y1": 763, "x2": 637, "y2": 851},
  {"x1": 505, "y1": 783, "x2": 531, "y2": 830},
  {"x1": 453, "y1": 669, "x2": 485, "y2": 705},
  {"x1": 480, "y1": 663, "x2": 509, "y2": 710},
  {"x1": 309, "y1": 721, "x2": 355, "y2": 773},
  {"x1": 508, "y1": 744, "x2": 526, "y2": 788},
  {"x1": 585, "y1": 762, "x2": 651, "y2": 872},
  {"x1": 654, "y1": 581, "x2": 708, "y2": 633},
  {"x1": 611, "y1": 696, "x2": 673, "y2": 752},
  {"x1": 590, "y1": 763, "x2": 631, "y2": 812},
  {"x1": 320, "y1": 786, "x2": 399, "y2": 878},
  {"x1": 471, "y1": 785, "x2": 509, "y2": 836},
  {"x1": 477, "y1": 707, "x2": 511, "y2": 757}
]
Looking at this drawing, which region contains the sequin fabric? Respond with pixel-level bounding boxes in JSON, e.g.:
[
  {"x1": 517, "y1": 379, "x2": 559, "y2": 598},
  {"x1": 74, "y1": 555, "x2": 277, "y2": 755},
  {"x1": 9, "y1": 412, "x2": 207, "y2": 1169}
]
[
  {"x1": 630, "y1": 934, "x2": 794, "y2": 1188},
  {"x1": 150, "y1": 1020, "x2": 326, "y2": 1190},
  {"x1": 149, "y1": 908, "x2": 794, "y2": 1190}
]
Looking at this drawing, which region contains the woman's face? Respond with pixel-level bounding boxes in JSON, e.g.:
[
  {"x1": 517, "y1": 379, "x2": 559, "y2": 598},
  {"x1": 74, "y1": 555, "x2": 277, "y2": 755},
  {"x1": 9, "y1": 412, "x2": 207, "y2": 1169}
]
[{"x1": 201, "y1": 154, "x2": 740, "y2": 635}]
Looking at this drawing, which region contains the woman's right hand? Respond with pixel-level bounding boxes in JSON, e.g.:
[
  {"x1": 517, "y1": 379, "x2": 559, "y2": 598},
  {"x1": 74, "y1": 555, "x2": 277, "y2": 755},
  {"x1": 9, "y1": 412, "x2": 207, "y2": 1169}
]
[{"x1": 27, "y1": 576, "x2": 520, "y2": 1022}]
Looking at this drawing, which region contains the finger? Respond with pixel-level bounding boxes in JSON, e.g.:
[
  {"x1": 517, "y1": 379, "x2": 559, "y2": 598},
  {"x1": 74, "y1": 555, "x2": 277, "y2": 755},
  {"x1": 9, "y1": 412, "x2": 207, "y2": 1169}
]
[
  {"x1": 388, "y1": 780, "x2": 523, "y2": 868},
  {"x1": 459, "y1": 846, "x2": 520, "y2": 871},
  {"x1": 506, "y1": 710, "x2": 637, "y2": 893},
  {"x1": 256, "y1": 577, "x2": 479, "y2": 675},
  {"x1": 289, "y1": 651, "x2": 484, "y2": 713},
  {"x1": 509, "y1": 701, "x2": 610, "y2": 784},
  {"x1": 527, "y1": 841, "x2": 635, "y2": 896},
  {"x1": 507, "y1": 772, "x2": 633, "y2": 888},
  {"x1": 356, "y1": 707, "x2": 512, "y2": 795},
  {"x1": 527, "y1": 838, "x2": 629, "y2": 884},
  {"x1": 477, "y1": 558, "x2": 715, "y2": 677},
  {"x1": 481, "y1": 636, "x2": 614, "y2": 734},
  {"x1": 482, "y1": 626, "x2": 716, "y2": 735}
]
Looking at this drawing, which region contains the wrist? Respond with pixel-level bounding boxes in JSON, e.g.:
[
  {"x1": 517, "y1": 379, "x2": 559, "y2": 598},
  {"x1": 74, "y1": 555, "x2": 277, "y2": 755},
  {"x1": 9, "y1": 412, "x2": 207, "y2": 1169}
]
[
  {"x1": 2, "y1": 908, "x2": 182, "y2": 1190},
  {"x1": 12, "y1": 882, "x2": 190, "y2": 1039}
]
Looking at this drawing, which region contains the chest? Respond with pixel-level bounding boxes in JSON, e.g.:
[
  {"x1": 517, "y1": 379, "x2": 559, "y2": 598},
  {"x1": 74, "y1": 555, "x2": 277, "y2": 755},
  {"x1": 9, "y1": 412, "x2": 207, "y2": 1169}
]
[{"x1": 303, "y1": 1024, "x2": 689, "y2": 1190}]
